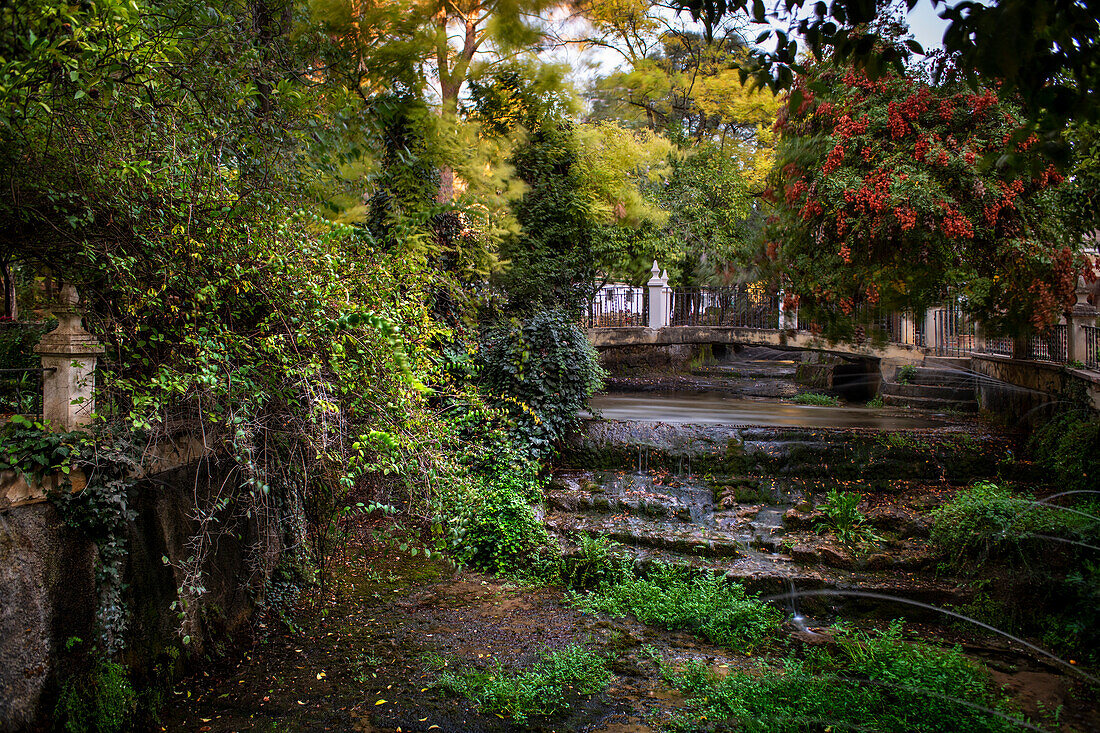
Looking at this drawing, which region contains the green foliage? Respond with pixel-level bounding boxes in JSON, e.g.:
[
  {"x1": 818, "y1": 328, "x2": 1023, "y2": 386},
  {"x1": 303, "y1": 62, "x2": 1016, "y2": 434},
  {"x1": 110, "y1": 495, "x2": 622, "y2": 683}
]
[
  {"x1": 896, "y1": 364, "x2": 918, "y2": 384},
  {"x1": 665, "y1": 621, "x2": 1025, "y2": 733},
  {"x1": 792, "y1": 392, "x2": 839, "y2": 406},
  {"x1": 814, "y1": 488, "x2": 879, "y2": 549},
  {"x1": 866, "y1": 395, "x2": 885, "y2": 408},
  {"x1": 445, "y1": 450, "x2": 559, "y2": 578},
  {"x1": 1027, "y1": 398, "x2": 1100, "y2": 493},
  {"x1": 55, "y1": 658, "x2": 137, "y2": 733},
  {"x1": 477, "y1": 309, "x2": 606, "y2": 459},
  {"x1": 929, "y1": 482, "x2": 1080, "y2": 569},
  {"x1": 563, "y1": 534, "x2": 628, "y2": 590},
  {"x1": 0, "y1": 417, "x2": 82, "y2": 476},
  {"x1": 436, "y1": 644, "x2": 611, "y2": 724},
  {"x1": 765, "y1": 52, "x2": 1083, "y2": 336},
  {"x1": 570, "y1": 564, "x2": 781, "y2": 649}
]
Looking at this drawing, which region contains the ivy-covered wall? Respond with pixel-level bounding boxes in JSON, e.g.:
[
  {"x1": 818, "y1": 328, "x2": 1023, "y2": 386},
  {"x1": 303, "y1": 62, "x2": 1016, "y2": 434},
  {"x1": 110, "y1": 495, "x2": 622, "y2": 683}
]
[{"x1": 0, "y1": 455, "x2": 289, "y2": 731}]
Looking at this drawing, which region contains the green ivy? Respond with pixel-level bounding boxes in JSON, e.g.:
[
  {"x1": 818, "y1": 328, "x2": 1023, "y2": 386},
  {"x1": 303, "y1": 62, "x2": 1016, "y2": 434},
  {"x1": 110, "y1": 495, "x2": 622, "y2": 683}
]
[{"x1": 477, "y1": 309, "x2": 605, "y2": 460}]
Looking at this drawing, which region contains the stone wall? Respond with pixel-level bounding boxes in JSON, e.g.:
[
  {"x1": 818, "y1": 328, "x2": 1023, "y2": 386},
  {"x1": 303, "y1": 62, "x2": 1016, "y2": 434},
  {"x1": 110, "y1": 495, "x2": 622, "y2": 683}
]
[
  {"x1": 0, "y1": 455, "x2": 291, "y2": 731},
  {"x1": 971, "y1": 355, "x2": 1100, "y2": 427}
]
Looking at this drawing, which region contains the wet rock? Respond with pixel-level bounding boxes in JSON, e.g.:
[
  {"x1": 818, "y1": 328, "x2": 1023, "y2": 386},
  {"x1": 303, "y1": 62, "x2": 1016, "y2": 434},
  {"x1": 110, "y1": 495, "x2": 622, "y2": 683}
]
[
  {"x1": 783, "y1": 507, "x2": 823, "y2": 529},
  {"x1": 866, "y1": 506, "x2": 930, "y2": 538},
  {"x1": 788, "y1": 544, "x2": 820, "y2": 564},
  {"x1": 817, "y1": 544, "x2": 855, "y2": 569},
  {"x1": 864, "y1": 553, "x2": 893, "y2": 570}
]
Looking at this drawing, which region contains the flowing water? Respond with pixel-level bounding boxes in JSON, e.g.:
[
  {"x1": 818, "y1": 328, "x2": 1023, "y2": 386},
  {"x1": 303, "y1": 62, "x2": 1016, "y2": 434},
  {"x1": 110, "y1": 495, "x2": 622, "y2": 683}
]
[{"x1": 588, "y1": 391, "x2": 949, "y2": 429}]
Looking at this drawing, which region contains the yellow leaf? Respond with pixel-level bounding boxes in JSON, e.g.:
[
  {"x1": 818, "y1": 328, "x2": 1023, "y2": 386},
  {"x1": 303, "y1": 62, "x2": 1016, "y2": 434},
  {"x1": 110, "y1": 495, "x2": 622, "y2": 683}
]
[{"x1": 375, "y1": 699, "x2": 386, "y2": 705}]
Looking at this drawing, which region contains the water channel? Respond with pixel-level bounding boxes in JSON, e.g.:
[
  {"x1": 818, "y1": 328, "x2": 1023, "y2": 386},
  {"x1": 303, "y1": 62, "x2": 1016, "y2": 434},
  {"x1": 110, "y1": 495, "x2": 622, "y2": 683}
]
[{"x1": 588, "y1": 391, "x2": 949, "y2": 430}]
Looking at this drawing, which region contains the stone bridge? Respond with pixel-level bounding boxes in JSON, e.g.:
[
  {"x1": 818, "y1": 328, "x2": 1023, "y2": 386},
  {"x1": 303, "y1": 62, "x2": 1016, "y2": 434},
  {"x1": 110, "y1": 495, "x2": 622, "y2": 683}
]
[{"x1": 588, "y1": 261, "x2": 1100, "y2": 380}]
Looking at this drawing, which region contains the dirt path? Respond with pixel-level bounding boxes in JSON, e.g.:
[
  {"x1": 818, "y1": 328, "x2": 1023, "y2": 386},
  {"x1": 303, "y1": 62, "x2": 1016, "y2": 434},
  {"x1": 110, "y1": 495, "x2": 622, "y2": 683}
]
[{"x1": 162, "y1": 522, "x2": 1099, "y2": 733}]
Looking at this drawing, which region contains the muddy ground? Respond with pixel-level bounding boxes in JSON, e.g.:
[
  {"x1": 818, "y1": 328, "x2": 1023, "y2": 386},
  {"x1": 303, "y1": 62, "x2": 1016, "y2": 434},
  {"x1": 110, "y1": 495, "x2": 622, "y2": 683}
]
[{"x1": 162, "y1": 519, "x2": 1099, "y2": 733}]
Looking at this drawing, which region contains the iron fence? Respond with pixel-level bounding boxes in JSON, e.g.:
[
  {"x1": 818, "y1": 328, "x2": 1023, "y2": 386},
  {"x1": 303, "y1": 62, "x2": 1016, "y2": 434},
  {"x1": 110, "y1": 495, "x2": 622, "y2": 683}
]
[
  {"x1": 1086, "y1": 326, "x2": 1100, "y2": 369},
  {"x1": 667, "y1": 286, "x2": 779, "y2": 329},
  {"x1": 586, "y1": 287, "x2": 647, "y2": 328},
  {"x1": 931, "y1": 302, "x2": 977, "y2": 356},
  {"x1": 0, "y1": 367, "x2": 48, "y2": 418},
  {"x1": 1026, "y1": 325, "x2": 1068, "y2": 363}
]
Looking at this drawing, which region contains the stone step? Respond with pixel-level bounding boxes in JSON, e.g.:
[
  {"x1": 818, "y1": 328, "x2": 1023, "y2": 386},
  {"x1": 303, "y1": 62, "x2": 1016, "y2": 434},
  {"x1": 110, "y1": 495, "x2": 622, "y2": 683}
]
[
  {"x1": 882, "y1": 394, "x2": 978, "y2": 412},
  {"x1": 559, "y1": 542, "x2": 972, "y2": 617},
  {"x1": 546, "y1": 513, "x2": 747, "y2": 558},
  {"x1": 881, "y1": 381, "x2": 975, "y2": 400},
  {"x1": 894, "y1": 366, "x2": 976, "y2": 388}
]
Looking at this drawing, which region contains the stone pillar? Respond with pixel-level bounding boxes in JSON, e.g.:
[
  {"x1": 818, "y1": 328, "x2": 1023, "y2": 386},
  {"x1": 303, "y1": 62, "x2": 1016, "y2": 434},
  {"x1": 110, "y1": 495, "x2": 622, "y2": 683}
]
[
  {"x1": 778, "y1": 290, "x2": 798, "y2": 330},
  {"x1": 647, "y1": 260, "x2": 669, "y2": 329},
  {"x1": 924, "y1": 307, "x2": 944, "y2": 352},
  {"x1": 1067, "y1": 276, "x2": 1099, "y2": 364},
  {"x1": 901, "y1": 312, "x2": 916, "y2": 345},
  {"x1": 34, "y1": 285, "x2": 104, "y2": 431}
]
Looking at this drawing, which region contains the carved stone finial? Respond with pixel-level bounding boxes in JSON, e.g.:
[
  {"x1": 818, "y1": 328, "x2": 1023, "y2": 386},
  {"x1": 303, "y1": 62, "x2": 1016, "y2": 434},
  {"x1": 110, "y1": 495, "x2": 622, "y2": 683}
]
[
  {"x1": 651, "y1": 260, "x2": 660, "y2": 276},
  {"x1": 58, "y1": 283, "x2": 79, "y2": 309}
]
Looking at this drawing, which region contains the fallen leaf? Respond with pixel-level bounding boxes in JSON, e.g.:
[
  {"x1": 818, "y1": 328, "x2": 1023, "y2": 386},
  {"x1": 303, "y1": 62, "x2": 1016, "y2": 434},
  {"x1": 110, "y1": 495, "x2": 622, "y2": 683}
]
[{"x1": 375, "y1": 699, "x2": 387, "y2": 705}]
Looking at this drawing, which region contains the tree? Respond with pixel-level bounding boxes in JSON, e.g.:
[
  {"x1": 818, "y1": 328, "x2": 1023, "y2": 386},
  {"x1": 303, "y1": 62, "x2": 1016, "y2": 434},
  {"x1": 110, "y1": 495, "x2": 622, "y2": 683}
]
[
  {"x1": 763, "y1": 57, "x2": 1086, "y2": 337},
  {"x1": 317, "y1": 0, "x2": 563, "y2": 202},
  {"x1": 580, "y1": 0, "x2": 780, "y2": 186},
  {"x1": 667, "y1": 0, "x2": 1100, "y2": 138}
]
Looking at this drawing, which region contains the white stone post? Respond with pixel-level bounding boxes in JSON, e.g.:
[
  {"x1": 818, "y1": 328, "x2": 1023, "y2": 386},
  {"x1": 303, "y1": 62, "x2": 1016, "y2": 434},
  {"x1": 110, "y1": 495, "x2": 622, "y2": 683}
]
[
  {"x1": 924, "y1": 307, "x2": 944, "y2": 352},
  {"x1": 647, "y1": 260, "x2": 669, "y2": 329},
  {"x1": 779, "y1": 291, "x2": 798, "y2": 331},
  {"x1": 1067, "y1": 276, "x2": 1099, "y2": 364},
  {"x1": 34, "y1": 284, "x2": 104, "y2": 431},
  {"x1": 900, "y1": 312, "x2": 916, "y2": 345}
]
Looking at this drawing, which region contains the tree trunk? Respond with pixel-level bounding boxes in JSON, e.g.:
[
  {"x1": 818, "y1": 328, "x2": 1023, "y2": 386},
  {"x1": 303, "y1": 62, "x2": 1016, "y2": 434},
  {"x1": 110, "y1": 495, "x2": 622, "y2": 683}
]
[{"x1": 0, "y1": 258, "x2": 16, "y2": 320}]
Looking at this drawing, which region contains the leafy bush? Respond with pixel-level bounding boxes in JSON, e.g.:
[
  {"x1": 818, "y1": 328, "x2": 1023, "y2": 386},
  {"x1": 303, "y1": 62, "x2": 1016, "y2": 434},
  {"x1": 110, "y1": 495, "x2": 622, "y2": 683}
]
[
  {"x1": 815, "y1": 488, "x2": 879, "y2": 549},
  {"x1": 478, "y1": 309, "x2": 606, "y2": 459},
  {"x1": 792, "y1": 392, "x2": 840, "y2": 406},
  {"x1": 570, "y1": 564, "x2": 781, "y2": 649},
  {"x1": 866, "y1": 395, "x2": 885, "y2": 408},
  {"x1": 444, "y1": 450, "x2": 559, "y2": 578},
  {"x1": 1028, "y1": 401, "x2": 1100, "y2": 493},
  {"x1": 896, "y1": 364, "x2": 918, "y2": 384},
  {"x1": 930, "y1": 482, "x2": 1062, "y2": 569},
  {"x1": 562, "y1": 534, "x2": 628, "y2": 590},
  {"x1": 55, "y1": 659, "x2": 137, "y2": 733},
  {"x1": 436, "y1": 644, "x2": 611, "y2": 724},
  {"x1": 666, "y1": 622, "x2": 1024, "y2": 733}
]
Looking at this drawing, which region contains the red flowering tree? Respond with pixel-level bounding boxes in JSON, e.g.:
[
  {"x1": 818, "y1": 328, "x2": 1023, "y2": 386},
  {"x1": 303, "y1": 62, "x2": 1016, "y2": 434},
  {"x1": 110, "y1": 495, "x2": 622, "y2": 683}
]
[{"x1": 763, "y1": 61, "x2": 1089, "y2": 337}]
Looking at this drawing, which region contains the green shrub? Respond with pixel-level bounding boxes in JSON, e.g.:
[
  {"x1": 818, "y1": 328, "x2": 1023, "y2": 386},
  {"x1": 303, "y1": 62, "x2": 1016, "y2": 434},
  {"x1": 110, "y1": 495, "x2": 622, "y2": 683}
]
[
  {"x1": 448, "y1": 456, "x2": 560, "y2": 578},
  {"x1": 930, "y1": 482, "x2": 1062, "y2": 569},
  {"x1": 436, "y1": 644, "x2": 611, "y2": 724},
  {"x1": 563, "y1": 534, "x2": 628, "y2": 590},
  {"x1": 866, "y1": 395, "x2": 885, "y2": 408},
  {"x1": 896, "y1": 364, "x2": 918, "y2": 384},
  {"x1": 815, "y1": 488, "x2": 880, "y2": 549},
  {"x1": 792, "y1": 392, "x2": 840, "y2": 406},
  {"x1": 666, "y1": 622, "x2": 1025, "y2": 733},
  {"x1": 570, "y1": 564, "x2": 781, "y2": 649},
  {"x1": 1028, "y1": 403, "x2": 1100, "y2": 493},
  {"x1": 55, "y1": 659, "x2": 137, "y2": 733},
  {"x1": 478, "y1": 309, "x2": 605, "y2": 460}
]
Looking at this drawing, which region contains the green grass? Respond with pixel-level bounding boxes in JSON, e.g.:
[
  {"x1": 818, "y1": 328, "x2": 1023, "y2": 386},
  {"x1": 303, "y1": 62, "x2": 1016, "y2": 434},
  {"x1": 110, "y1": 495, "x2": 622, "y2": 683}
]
[
  {"x1": 569, "y1": 564, "x2": 781, "y2": 650},
  {"x1": 792, "y1": 392, "x2": 841, "y2": 406},
  {"x1": 664, "y1": 622, "x2": 1029, "y2": 733},
  {"x1": 435, "y1": 644, "x2": 611, "y2": 723}
]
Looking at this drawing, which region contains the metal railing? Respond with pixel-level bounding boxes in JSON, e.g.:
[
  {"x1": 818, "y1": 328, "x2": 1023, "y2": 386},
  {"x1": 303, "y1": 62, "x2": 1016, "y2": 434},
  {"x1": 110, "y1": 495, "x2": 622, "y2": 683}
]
[
  {"x1": 0, "y1": 367, "x2": 49, "y2": 418},
  {"x1": 1026, "y1": 325, "x2": 1068, "y2": 363},
  {"x1": 931, "y1": 302, "x2": 978, "y2": 356},
  {"x1": 1085, "y1": 326, "x2": 1100, "y2": 369},
  {"x1": 586, "y1": 287, "x2": 647, "y2": 328},
  {"x1": 667, "y1": 286, "x2": 778, "y2": 329}
]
